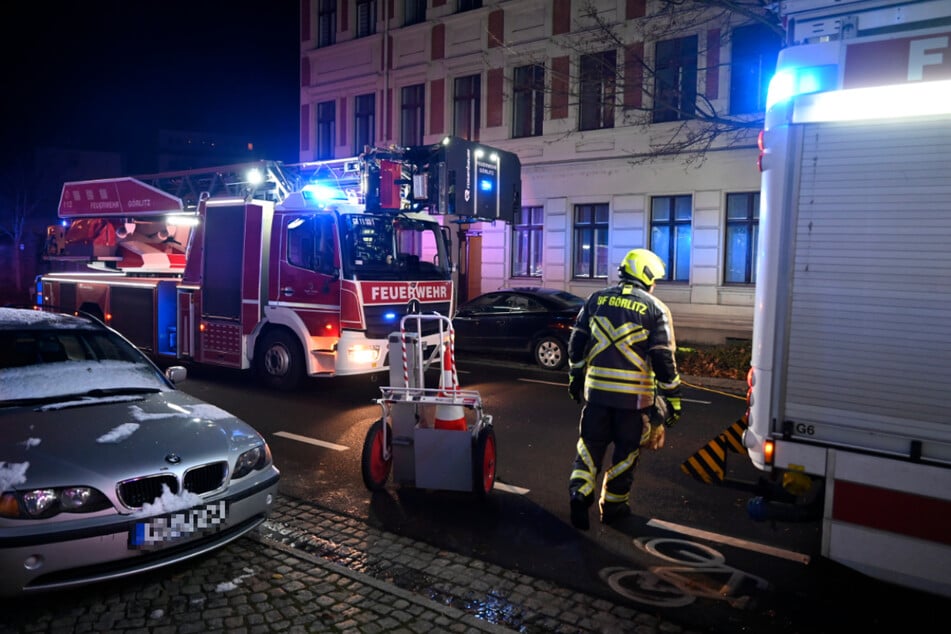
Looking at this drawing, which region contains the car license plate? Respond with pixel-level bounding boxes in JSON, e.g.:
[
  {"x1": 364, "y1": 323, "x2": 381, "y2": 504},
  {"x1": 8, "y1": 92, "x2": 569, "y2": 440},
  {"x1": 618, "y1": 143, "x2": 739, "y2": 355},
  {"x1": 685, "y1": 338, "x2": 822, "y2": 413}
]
[{"x1": 129, "y1": 500, "x2": 228, "y2": 549}]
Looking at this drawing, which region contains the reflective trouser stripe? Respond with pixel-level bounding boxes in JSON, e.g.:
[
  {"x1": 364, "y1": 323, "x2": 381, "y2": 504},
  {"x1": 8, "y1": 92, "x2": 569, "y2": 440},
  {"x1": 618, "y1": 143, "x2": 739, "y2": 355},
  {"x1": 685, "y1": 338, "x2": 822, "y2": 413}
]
[
  {"x1": 570, "y1": 438, "x2": 597, "y2": 497},
  {"x1": 601, "y1": 449, "x2": 638, "y2": 505}
]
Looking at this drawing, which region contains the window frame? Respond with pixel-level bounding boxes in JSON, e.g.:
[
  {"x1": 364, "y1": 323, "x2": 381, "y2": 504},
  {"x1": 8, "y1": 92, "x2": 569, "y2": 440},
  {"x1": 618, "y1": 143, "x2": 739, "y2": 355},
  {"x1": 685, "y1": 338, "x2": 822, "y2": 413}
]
[
  {"x1": 354, "y1": 93, "x2": 376, "y2": 153},
  {"x1": 403, "y1": 0, "x2": 426, "y2": 26},
  {"x1": 317, "y1": 0, "x2": 337, "y2": 48},
  {"x1": 724, "y1": 192, "x2": 759, "y2": 284},
  {"x1": 316, "y1": 100, "x2": 336, "y2": 160},
  {"x1": 729, "y1": 23, "x2": 781, "y2": 115},
  {"x1": 579, "y1": 50, "x2": 616, "y2": 131},
  {"x1": 512, "y1": 64, "x2": 545, "y2": 138},
  {"x1": 511, "y1": 206, "x2": 544, "y2": 278},
  {"x1": 652, "y1": 35, "x2": 698, "y2": 124},
  {"x1": 453, "y1": 74, "x2": 481, "y2": 141},
  {"x1": 400, "y1": 84, "x2": 425, "y2": 147},
  {"x1": 356, "y1": 0, "x2": 377, "y2": 38},
  {"x1": 572, "y1": 203, "x2": 610, "y2": 280},
  {"x1": 649, "y1": 195, "x2": 692, "y2": 282},
  {"x1": 457, "y1": 0, "x2": 483, "y2": 13}
]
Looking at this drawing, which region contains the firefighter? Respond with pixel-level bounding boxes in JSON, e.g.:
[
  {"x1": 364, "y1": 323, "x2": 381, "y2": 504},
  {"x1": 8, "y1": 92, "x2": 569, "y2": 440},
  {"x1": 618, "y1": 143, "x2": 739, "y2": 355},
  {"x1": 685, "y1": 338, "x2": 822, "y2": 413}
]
[{"x1": 567, "y1": 248, "x2": 682, "y2": 529}]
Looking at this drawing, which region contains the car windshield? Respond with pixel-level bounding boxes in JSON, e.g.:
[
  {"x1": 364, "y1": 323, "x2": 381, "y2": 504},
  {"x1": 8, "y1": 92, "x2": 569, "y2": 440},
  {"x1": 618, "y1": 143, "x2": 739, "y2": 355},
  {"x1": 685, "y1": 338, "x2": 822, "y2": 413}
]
[
  {"x1": 340, "y1": 214, "x2": 450, "y2": 281},
  {"x1": 0, "y1": 322, "x2": 169, "y2": 404}
]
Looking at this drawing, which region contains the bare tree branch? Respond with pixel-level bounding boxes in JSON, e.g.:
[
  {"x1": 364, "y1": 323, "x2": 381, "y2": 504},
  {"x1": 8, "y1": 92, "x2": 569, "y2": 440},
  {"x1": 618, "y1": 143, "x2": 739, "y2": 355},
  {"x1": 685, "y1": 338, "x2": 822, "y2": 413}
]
[{"x1": 486, "y1": 0, "x2": 782, "y2": 166}]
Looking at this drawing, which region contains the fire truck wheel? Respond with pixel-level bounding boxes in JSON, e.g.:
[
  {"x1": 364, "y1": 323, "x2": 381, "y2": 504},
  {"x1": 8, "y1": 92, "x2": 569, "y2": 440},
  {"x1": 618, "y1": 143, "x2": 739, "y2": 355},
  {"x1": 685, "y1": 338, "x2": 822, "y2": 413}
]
[
  {"x1": 534, "y1": 336, "x2": 567, "y2": 370},
  {"x1": 256, "y1": 329, "x2": 304, "y2": 391},
  {"x1": 473, "y1": 425, "x2": 497, "y2": 499},
  {"x1": 361, "y1": 418, "x2": 392, "y2": 491}
]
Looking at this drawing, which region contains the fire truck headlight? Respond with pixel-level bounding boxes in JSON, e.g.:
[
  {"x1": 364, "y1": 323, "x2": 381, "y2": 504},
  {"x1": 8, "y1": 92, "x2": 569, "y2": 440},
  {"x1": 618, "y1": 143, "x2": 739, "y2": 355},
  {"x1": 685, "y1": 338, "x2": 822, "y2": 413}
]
[{"x1": 348, "y1": 344, "x2": 381, "y2": 364}]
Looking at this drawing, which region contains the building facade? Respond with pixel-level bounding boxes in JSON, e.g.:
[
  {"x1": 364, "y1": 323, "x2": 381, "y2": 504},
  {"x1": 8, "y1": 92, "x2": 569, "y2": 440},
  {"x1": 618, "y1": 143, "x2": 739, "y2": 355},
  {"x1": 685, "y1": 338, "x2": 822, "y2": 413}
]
[{"x1": 297, "y1": 0, "x2": 780, "y2": 344}]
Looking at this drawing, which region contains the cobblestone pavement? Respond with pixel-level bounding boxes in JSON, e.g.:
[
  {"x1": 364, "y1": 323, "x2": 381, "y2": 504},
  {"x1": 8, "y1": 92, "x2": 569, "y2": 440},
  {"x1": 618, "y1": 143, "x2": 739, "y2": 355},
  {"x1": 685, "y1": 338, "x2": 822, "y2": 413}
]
[{"x1": 3, "y1": 494, "x2": 706, "y2": 634}]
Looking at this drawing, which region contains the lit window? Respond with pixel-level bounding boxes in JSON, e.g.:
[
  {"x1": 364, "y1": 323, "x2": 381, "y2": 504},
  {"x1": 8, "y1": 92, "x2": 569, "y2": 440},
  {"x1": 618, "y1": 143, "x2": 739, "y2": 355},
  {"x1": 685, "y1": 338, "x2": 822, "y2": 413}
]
[
  {"x1": 650, "y1": 195, "x2": 692, "y2": 281},
  {"x1": 573, "y1": 204, "x2": 609, "y2": 279},
  {"x1": 724, "y1": 192, "x2": 759, "y2": 284}
]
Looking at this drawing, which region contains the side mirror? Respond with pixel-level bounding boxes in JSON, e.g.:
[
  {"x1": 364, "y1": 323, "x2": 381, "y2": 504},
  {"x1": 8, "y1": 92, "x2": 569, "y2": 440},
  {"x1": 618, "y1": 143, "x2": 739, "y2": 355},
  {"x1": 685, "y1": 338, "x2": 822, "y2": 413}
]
[{"x1": 165, "y1": 366, "x2": 188, "y2": 384}]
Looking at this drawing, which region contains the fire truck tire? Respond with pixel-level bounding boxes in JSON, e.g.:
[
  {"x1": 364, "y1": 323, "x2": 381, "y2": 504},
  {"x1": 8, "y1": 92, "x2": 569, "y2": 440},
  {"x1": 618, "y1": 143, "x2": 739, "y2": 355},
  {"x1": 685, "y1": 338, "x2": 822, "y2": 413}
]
[
  {"x1": 361, "y1": 418, "x2": 392, "y2": 491},
  {"x1": 256, "y1": 329, "x2": 304, "y2": 391},
  {"x1": 533, "y1": 336, "x2": 567, "y2": 370},
  {"x1": 473, "y1": 425, "x2": 497, "y2": 499}
]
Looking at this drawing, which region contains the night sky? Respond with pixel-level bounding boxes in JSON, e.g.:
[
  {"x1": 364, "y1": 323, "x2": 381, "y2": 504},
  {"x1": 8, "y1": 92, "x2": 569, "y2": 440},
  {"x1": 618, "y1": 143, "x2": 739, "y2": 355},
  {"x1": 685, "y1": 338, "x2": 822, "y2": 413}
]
[{"x1": 4, "y1": 2, "x2": 301, "y2": 172}]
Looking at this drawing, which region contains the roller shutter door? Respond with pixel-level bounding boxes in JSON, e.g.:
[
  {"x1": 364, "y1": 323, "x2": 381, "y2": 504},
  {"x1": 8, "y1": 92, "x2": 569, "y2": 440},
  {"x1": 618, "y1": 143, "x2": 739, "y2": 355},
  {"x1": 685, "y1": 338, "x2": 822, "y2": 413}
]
[{"x1": 783, "y1": 114, "x2": 951, "y2": 458}]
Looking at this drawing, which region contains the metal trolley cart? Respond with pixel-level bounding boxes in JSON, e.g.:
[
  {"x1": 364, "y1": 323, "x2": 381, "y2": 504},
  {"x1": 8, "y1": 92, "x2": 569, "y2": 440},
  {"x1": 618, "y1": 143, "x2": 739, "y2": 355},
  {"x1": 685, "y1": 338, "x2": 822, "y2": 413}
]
[{"x1": 360, "y1": 313, "x2": 497, "y2": 498}]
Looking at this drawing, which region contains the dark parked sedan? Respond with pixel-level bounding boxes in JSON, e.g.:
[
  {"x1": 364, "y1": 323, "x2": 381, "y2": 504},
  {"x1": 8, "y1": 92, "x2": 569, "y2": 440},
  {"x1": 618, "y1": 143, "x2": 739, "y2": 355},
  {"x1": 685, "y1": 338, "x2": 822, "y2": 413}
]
[{"x1": 452, "y1": 287, "x2": 586, "y2": 370}]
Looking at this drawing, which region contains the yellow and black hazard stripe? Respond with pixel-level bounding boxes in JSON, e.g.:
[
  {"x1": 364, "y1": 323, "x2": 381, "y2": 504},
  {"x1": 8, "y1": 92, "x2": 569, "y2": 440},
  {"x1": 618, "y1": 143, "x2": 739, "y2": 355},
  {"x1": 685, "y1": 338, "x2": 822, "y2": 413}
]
[{"x1": 680, "y1": 417, "x2": 749, "y2": 484}]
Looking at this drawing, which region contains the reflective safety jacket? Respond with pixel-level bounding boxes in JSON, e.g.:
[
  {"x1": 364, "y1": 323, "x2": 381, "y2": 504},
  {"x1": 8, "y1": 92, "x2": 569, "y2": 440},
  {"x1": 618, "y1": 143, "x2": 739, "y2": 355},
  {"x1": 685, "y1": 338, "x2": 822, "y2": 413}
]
[{"x1": 568, "y1": 282, "x2": 681, "y2": 410}]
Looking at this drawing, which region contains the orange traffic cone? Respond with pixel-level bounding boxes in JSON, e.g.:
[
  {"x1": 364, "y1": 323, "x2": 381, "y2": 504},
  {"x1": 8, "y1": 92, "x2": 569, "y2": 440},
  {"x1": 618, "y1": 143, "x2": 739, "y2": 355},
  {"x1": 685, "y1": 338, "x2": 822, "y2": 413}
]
[{"x1": 434, "y1": 344, "x2": 467, "y2": 431}]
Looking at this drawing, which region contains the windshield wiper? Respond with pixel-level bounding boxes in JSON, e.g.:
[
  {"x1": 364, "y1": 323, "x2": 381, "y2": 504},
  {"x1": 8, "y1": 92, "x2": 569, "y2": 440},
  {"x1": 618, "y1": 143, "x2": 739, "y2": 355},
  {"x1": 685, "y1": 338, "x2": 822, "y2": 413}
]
[
  {"x1": 1, "y1": 387, "x2": 162, "y2": 410},
  {"x1": 83, "y1": 387, "x2": 162, "y2": 397}
]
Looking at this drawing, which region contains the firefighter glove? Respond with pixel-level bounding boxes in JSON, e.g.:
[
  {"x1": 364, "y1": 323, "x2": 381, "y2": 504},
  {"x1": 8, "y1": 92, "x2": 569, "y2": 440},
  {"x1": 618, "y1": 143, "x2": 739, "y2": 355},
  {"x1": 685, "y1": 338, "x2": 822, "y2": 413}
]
[
  {"x1": 662, "y1": 396, "x2": 682, "y2": 427},
  {"x1": 568, "y1": 368, "x2": 584, "y2": 404}
]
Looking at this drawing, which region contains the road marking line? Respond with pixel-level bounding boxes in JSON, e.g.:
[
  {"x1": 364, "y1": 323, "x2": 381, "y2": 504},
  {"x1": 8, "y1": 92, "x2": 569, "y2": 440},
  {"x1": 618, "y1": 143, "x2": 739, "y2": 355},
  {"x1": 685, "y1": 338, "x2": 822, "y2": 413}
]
[
  {"x1": 518, "y1": 378, "x2": 564, "y2": 386},
  {"x1": 494, "y1": 482, "x2": 530, "y2": 495},
  {"x1": 274, "y1": 431, "x2": 349, "y2": 451},
  {"x1": 647, "y1": 519, "x2": 811, "y2": 564}
]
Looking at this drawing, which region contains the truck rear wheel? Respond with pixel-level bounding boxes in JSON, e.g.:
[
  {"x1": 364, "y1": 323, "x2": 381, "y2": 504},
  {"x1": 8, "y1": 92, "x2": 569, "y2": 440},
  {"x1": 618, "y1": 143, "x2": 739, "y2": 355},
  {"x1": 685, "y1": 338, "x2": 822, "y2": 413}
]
[{"x1": 256, "y1": 329, "x2": 304, "y2": 391}]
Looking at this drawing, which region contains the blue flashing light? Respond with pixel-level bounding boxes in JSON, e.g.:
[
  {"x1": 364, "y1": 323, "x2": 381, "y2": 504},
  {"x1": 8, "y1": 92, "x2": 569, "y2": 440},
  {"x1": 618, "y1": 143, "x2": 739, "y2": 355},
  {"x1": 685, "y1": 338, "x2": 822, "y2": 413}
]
[
  {"x1": 383, "y1": 311, "x2": 398, "y2": 322},
  {"x1": 766, "y1": 64, "x2": 838, "y2": 110},
  {"x1": 301, "y1": 183, "x2": 346, "y2": 205},
  {"x1": 61, "y1": 220, "x2": 68, "y2": 227}
]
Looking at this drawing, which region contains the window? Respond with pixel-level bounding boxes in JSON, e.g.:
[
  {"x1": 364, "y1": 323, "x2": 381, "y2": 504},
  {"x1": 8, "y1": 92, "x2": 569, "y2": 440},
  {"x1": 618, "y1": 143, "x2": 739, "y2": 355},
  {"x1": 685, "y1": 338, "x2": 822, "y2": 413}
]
[
  {"x1": 453, "y1": 74, "x2": 481, "y2": 141},
  {"x1": 572, "y1": 203, "x2": 609, "y2": 279},
  {"x1": 318, "y1": 0, "x2": 336, "y2": 48},
  {"x1": 356, "y1": 0, "x2": 377, "y2": 38},
  {"x1": 354, "y1": 93, "x2": 375, "y2": 153},
  {"x1": 730, "y1": 24, "x2": 781, "y2": 114},
  {"x1": 404, "y1": 0, "x2": 426, "y2": 26},
  {"x1": 650, "y1": 195, "x2": 692, "y2": 282},
  {"x1": 653, "y1": 36, "x2": 697, "y2": 123},
  {"x1": 287, "y1": 215, "x2": 336, "y2": 275},
  {"x1": 316, "y1": 100, "x2": 335, "y2": 160},
  {"x1": 400, "y1": 84, "x2": 425, "y2": 146},
  {"x1": 724, "y1": 192, "x2": 759, "y2": 284},
  {"x1": 458, "y1": 0, "x2": 482, "y2": 12},
  {"x1": 579, "y1": 50, "x2": 616, "y2": 131},
  {"x1": 512, "y1": 64, "x2": 544, "y2": 138},
  {"x1": 512, "y1": 206, "x2": 543, "y2": 277}
]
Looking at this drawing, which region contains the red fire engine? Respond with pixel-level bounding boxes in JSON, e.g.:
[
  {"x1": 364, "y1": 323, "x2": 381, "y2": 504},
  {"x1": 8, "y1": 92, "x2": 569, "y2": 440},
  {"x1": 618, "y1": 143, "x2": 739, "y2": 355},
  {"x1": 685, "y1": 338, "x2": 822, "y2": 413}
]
[{"x1": 38, "y1": 138, "x2": 521, "y2": 390}]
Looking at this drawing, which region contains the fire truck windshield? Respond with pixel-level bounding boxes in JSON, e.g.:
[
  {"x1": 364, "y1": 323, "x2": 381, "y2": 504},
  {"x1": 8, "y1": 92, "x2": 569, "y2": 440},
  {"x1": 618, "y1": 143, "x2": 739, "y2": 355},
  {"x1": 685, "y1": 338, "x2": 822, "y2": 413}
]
[{"x1": 341, "y1": 214, "x2": 450, "y2": 282}]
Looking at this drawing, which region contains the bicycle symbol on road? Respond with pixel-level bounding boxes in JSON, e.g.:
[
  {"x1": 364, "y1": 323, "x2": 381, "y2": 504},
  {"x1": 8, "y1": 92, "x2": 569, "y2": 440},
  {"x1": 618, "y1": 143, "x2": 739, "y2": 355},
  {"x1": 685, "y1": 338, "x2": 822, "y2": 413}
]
[{"x1": 600, "y1": 536, "x2": 769, "y2": 608}]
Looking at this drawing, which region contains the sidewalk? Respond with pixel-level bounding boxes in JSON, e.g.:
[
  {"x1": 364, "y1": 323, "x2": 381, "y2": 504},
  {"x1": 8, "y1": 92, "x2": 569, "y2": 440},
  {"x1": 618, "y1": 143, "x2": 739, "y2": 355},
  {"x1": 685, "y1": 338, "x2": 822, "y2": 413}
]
[{"x1": 5, "y1": 494, "x2": 708, "y2": 634}]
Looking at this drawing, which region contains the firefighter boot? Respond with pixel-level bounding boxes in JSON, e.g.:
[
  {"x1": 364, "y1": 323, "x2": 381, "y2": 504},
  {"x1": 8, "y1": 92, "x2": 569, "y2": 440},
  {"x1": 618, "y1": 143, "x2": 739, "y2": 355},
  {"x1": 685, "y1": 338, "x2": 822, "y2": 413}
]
[
  {"x1": 600, "y1": 501, "x2": 632, "y2": 525},
  {"x1": 569, "y1": 492, "x2": 591, "y2": 531}
]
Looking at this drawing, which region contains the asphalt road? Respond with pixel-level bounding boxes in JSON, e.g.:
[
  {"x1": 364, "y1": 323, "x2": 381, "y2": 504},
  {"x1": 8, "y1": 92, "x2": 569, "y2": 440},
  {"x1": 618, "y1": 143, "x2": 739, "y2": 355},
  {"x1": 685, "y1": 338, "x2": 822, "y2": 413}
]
[{"x1": 168, "y1": 352, "x2": 951, "y2": 633}]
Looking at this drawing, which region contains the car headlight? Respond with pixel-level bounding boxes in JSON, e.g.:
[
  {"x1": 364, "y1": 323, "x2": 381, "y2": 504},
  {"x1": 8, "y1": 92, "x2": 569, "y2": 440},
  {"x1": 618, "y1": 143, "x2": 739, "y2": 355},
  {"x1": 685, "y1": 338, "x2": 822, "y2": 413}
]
[
  {"x1": 232, "y1": 442, "x2": 273, "y2": 480},
  {"x1": 0, "y1": 487, "x2": 111, "y2": 519}
]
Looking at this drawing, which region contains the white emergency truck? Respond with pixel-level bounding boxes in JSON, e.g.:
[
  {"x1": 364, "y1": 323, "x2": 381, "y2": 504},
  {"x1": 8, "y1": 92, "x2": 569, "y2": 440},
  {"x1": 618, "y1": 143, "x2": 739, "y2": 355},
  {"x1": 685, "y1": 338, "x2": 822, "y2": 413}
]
[{"x1": 738, "y1": 0, "x2": 951, "y2": 597}]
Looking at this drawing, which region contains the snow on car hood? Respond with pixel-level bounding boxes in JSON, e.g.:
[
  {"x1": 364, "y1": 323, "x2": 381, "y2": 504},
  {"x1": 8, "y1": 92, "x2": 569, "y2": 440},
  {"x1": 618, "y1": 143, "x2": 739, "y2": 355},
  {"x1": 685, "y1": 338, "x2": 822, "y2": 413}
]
[
  {"x1": 0, "y1": 390, "x2": 265, "y2": 491},
  {"x1": 0, "y1": 360, "x2": 169, "y2": 402}
]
